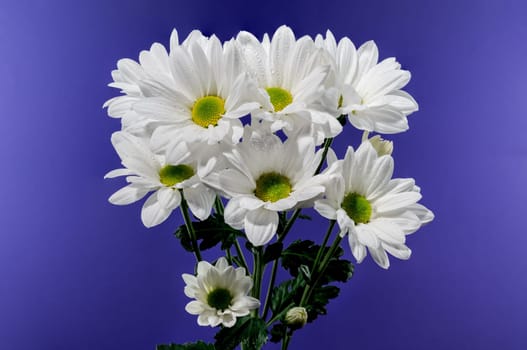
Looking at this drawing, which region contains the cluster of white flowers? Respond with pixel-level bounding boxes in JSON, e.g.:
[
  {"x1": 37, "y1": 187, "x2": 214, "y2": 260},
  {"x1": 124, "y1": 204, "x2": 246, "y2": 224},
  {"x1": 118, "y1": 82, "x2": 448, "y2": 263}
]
[{"x1": 105, "y1": 25, "x2": 433, "y2": 328}]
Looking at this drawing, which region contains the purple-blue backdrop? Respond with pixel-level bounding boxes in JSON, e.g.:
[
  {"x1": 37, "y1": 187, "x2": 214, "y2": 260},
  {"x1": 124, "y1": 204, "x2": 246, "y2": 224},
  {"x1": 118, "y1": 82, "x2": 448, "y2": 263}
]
[{"x1": 1, "y1": 0, "x2": 526, "y2": 349}]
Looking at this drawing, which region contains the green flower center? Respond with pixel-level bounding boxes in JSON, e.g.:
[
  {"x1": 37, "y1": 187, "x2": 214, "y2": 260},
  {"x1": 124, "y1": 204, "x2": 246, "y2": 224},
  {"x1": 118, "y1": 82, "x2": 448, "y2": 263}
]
[
  {"x1": 159, "y1": 164, "x2": 195, "y2": 187},
  {"x1": 207, "y1": 288, "x2": 233, "y2": 311},
  {"x1": 266, "y1": 87, "x2": 293, "y2": 112},
  {"x1": 191, "y1": 96, "x2": 225, "y2": 128},
  {"x1": 254, "y1": 172, "x2": 292, "y2": 202},
  {"x1": 342, "y1": 192, "x2": 372, "y2": 224}
]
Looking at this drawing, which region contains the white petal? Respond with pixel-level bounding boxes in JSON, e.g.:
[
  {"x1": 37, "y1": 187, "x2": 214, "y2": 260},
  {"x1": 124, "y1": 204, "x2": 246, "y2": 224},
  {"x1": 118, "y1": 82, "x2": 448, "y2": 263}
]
[
  {"x1": 224, "y1": 197, "x2": 249, "y2": 230},
  {"x1": 141, "y1": 192, "x2": 172, "y2": 227},
  {"x1": 185, "y1": 300, "x2": 205, "y2": 315},
  {"x1": 244, "y1": 208, "x2": 278, "y2": 246},
  {"x1": 109, "y1": 184, "x2": 149, "y2": 205},
  {"x1": 157, "y1": 187, "x2": 181, "y2": 210},
  {"x1": 184, "y1": 185, "x2": 215, "y2": 221},
  {"x1": 369, "y1": 246, "x2": 390, "y2": 269},
  {"x1": 314, "y1": 199, "x2": 338, "y2": 220}
]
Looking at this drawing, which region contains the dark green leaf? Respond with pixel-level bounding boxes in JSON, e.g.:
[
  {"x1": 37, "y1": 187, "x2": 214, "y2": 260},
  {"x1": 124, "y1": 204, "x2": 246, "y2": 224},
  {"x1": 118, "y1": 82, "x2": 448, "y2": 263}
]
[
  {"x1": 270, "y1": 275, "x2": 305, "y2": 314},
  {"x1": 269, "y1": 323, "x2": 287, "y2": 343},
  {"x1": 281, "y1": 240, "x2": 354, "y2": 284},
  {"x1": 298, "y1": 264, "x2": 311, "y2": 282},
  {"x1": 214, "y1": 317, "x2": 268, "y2": 350},
  {"x1": 174, "y1": 215, "x2": 243, "y2": 253},
  {"x1": 306, "y1": 285, "x2": 340, "y2": 322},
  {"x1": 156, "y1": 341, "x2": 215, "y2": 350},
  {"x1": 241, "y1": 318, "x2": 268, "y2": 350},
  {"x1": 263, "y1": 242, "x2": 283, "y2": 264}
]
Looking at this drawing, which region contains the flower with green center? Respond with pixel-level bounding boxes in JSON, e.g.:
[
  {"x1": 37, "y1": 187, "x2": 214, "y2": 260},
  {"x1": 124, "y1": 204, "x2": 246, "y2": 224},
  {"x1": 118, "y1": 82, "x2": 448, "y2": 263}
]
[
  {"x1": 314, "y1": 141, "x2": 434, "y2": 269},
  {"x1": 183, "y1": 257, "x2": 260, "y2": 328},
  {"x1": 120, "y1": 31, "x2": 261, "y2": 148},
  {"x1": 265, "y1": 87, "x2": 293, "y2": 112},
  {"x1": 211, "y1": 127, "x2": 330, "y2": 246},
  {"x1": 341, "y1": 192, "x2": 372, "y2": 224},
  {"x1": 159, "y1": 164, "x2": 195, "y2": 187},
  {"x1": 206, "y1": 288, "x2": 232, "y2": 311},
  {"x1": 236, "y1": 26, "x2": 342, "y2": 141},
  {"x1": 191, "y1": 96, "x2": 225, "y2": 128},
  {"x1": 254, "y1": 172, "x2": 292, "y2": 202},
  {"x1": 315, "y1": 30, "x2": 418, "y2": 134},
  {"x1": 105, "y1": 132, "x2": 217, "y2": 228}
]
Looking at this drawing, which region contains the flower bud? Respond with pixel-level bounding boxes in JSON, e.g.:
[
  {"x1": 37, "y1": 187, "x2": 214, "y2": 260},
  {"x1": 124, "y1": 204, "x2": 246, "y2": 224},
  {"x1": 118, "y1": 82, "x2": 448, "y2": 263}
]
[
  {"x1": 284, "y1": 306, "x2": 308, "y2": 329},
  {"x1": 362, "y1": 132, "x2": 393, "y2": 156}
]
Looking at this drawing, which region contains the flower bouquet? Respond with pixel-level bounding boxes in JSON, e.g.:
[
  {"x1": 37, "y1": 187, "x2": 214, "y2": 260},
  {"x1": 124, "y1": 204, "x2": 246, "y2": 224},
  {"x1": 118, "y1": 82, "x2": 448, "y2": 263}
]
[{"x1": 104, "y1": 25, "x2": 434, "y2": 350}]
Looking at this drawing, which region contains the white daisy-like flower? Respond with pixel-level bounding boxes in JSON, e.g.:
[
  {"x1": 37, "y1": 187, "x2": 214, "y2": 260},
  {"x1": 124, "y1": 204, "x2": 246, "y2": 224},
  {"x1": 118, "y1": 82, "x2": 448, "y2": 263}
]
[
  {"x1": 105, "y1": 131, "x2": 217, "y2": 227},
  {"x1": 134, "y1": 32, "x2": 262, "y2": 148},
  {"x1": 314, "y1": 141, "x2": 434, "y2": 269},
  {"x1": 315, "y1": 30, "x2": 418, "y2": 134},
  {"x1": 183, "y1": 257, "x2": 260, "y2": 328},
  {"x1": 103, "y1": 29, "x2": 184, "y2": 137},
  {"x1": 237, "y1": 25, "x2": 342, "y2": 142},
  {"x1": 208, "y1": 127, "x2": 332, "y2": 246}
]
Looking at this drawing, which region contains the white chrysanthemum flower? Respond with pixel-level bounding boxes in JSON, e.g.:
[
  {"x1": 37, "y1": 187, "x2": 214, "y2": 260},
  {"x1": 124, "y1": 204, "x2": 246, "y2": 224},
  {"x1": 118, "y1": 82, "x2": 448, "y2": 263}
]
[
  {"x1": 237, "y1": 25, "x2": 342, "y2": 142},
  {"x1": 315, "y1": 30, "x2": 418, "y2": 134},
  {"x1": 183, "y1": 257, "x2": 260, "y2": 328},
  {"x1": 135, "y1": 33, "x2": 262, "y2": 147},
  {"x1": 105, "y1": 131, "x2": 216, "y2": 227},
  {"x1": 103, "y1": 29, "x2": 186, "y2": 137},
  {"x1": 209, "y1": 127, "x2": 331, "y2": 246},
  {"x1": 314, "y1": 141, "x2": 433, "y2": 269}
]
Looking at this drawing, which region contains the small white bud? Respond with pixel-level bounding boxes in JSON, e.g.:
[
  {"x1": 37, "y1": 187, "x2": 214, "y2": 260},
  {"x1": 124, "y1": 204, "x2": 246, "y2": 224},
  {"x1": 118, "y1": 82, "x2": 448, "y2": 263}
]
[
  {"x1": 285, "y1": 306, "x2": 308, "y2": 329},
  {"x1": 362, "y1": 132, "x2": 393, "y2": 156}
]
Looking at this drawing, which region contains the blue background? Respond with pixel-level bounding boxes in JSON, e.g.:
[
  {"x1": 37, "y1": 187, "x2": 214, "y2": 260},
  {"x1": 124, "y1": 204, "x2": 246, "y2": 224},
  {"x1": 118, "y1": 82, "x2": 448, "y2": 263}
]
[{"x1": 1, "y1": 0, "x2": 526, "y2": 349}]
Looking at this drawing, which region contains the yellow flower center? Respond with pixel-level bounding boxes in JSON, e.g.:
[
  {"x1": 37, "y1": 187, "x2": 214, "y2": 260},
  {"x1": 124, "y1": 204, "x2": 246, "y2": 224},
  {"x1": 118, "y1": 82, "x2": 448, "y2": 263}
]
[
  {"x1": 342, "y1": 192, "x2": 372, "y2": 224},
  {"x1": 159, "y1": 164, "x2": 195, "y2": 187},
  {"x1": 265, "y1": 87, "x2": 293, "y2": 112},
  {"x1": 191, "y1": 95, "x2": 225, "y2": 128},
  {"x1": 254, "y1": 172, "x2": 292, "y2": 202}
]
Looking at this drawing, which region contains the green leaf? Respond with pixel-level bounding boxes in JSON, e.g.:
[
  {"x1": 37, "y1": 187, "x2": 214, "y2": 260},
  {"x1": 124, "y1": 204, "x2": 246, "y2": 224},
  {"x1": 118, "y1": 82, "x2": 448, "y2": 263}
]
[
  {"x1": 269, "y1": 323, "x2": 287, "y2": 343},
  {"x1": 306, "y1": 285, "x2": 340, "y2": 322},
  {"x1": 174, "y1": 214, "x2": 243, "y2": 253},
  {"x1": 263, "y1": 242, "x2": 283, "y2": 264},
  {"x1": 270, "y1": 275, "x2": 305, "y2": 314},
  {"x1": 241, "y1": 318, "x2": 268, "y2": 350},
  {"x1": 214, "y1": 317, "x2": 268, "y2": 350},
  {"x1": 156, "y1": 341, "x2": 215, "y2": 350},
  {"x1": 281, "y1": 240, "x2": 354, "y2": 284}
]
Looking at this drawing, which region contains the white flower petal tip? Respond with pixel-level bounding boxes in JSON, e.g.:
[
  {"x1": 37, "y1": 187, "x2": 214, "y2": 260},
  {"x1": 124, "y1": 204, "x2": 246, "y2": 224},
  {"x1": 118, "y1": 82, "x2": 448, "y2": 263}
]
[{"x1": 182, "y1": 257, "x2": 260, "y2": 328}]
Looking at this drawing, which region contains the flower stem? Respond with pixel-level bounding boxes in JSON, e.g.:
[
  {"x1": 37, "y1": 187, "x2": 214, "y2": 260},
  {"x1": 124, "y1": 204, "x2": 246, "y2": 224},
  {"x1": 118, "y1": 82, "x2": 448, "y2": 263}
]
[
  {"x1": 315, "y1": 137, "x2": 334, "y2": 175},
  {"x1": 251, "y1": 246, "x2": 264, "y2": 316},
  {"x1": 299, "y1": 234, "x2": 343, "y2": 307},
  {"x1": 262, "y1": 258, "x2": 278, "y2": 320},
  {"x1": 278, "y1": 209, "x2": 301, "y2": 243},
  {"x1": 312, "y1": 220, "x2": 336, "y2": 273},
  {"x1": 282, "y1": 334, "x2": 291, "y2": 350},
  {"x1": 179, "y1": 191, "x2": 202, "y2": 262},
  {"x1": 214, "y1": 195, "x2": 224, "y2": 216},
  {"x1": 234, "y1": 238, "x2": 250, "y2": 272}
]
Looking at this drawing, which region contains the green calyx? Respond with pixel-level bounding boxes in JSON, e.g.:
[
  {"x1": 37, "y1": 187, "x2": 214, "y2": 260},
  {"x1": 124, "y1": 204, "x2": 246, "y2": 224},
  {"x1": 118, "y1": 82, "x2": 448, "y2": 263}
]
[
  {"x1": 191, "y1": 95, "x2": 225, "y2": 128},
  {"x1": 342, "y1": 192, "x2": 372, "y2": 224},
  {"x1": 159, "y1": 164, "x2": 195, "y2": 187},
  {"x1": 207, "y1": 288, "x2": 233, "y2": 311},
  {"x1": 266, "y1": 87, "x2": 293, "y2": 112},
  {"x1": 254, "y1": 172, "x2": 292, "y2": 202}
]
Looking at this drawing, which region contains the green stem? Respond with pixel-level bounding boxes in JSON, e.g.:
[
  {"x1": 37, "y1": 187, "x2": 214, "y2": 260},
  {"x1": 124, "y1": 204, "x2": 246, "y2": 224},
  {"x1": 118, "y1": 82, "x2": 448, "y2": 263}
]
[
  {"x1": 179, "y1": 191, "x2": 202, "y2": 262},
  {"x1": 214, "y1": 196, "x2": 224, "y2": 216},
  {"x1": 265, "y1": 302, "x2": 295, "y2": 327},
  {"x1": 278, "y1": 209, "x2": 301, "y2": 244},
  {"x1": 251, "y1": 247, "x2": 264, "y2": 316},
  {"x1": 299, "y1": 234, "x2": 343, "y2": 307},
  {"x1": 312, "y1": 220, "x2": 336, "y2": 274},
  {"x1": 315, "y1": 138, "x2": 334, "y2": 175},
  {"x1": 226, "y1": 247, "x2": 233, "y2": 264},
  {"x1": 262, "y1": 259, "x2": 279, "y2": 320},
  {"x1": 282, "y1": 334, "x2": 291, "y2": 350},
  {"x1": 234, "y1": 239, "x2": 249, "y2": 273}
]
